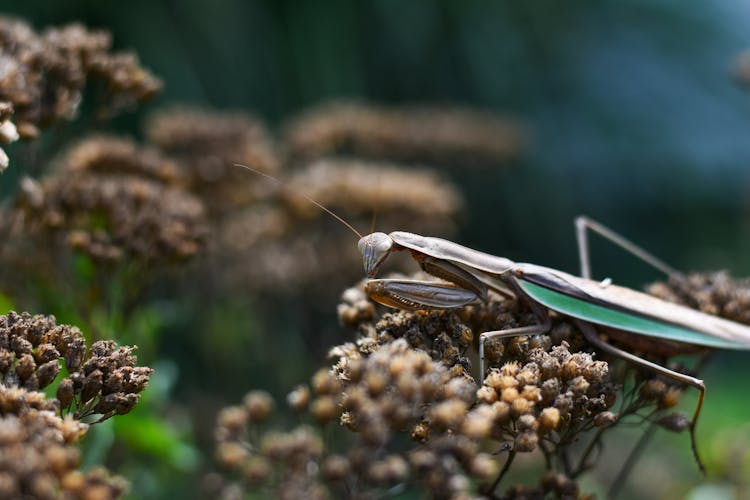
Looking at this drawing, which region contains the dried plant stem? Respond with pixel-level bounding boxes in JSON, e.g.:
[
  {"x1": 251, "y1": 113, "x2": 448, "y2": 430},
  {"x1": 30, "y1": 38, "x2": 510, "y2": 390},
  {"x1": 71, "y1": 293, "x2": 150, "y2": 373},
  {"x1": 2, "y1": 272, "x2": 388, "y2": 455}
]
[{"x1": 489, "y1": 449, "x2": 516, "y2": 494}]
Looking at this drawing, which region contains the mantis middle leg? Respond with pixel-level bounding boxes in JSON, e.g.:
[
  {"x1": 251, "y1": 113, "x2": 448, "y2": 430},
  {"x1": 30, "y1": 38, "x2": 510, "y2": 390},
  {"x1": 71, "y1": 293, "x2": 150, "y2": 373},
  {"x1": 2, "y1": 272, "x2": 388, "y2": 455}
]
[{"x1": 479, "y1": 302, "x2": 551, "y2": 378}]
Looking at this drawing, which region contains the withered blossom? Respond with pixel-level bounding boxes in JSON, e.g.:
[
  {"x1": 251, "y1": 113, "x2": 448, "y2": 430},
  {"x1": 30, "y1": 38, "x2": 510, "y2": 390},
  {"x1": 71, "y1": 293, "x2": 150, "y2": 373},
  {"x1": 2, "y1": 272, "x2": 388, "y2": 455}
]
[
  {"x1": 0, "y1": 408, "x2": 128, "y2": 499},
  {"x1": 16, "y1": 171, "x2": 207, "y2": 263},
  {"x1": 0, "y1": 311, "x2": 151, "y2": 499},
  {"x1": 0, "y1": 17, "x2": 160, "y2": 170},
  {"x1": 646, "y1": 271, "x2": 750, "y2": 325},
  {"x1": 283, "y1": 100, "x2": 524, "y2": 166},
  {"x1": 211, "y1": 341, "x2": 496, "y2": 499},
  {"x1": 284, "y1": 158, "x2": 463, "y2": 221},
  {"x1": 58, "y1": 135, "x2": 181, "y2": 185},
  {"x1": 0, "y1": 311, "x2": 153, "y2": 422},
  {"x1": 145, "y1": 106, "x2": 279, "y2": 213},
  {"x1": 209, "y1": 265, "x2": 750, "y2": 498}
]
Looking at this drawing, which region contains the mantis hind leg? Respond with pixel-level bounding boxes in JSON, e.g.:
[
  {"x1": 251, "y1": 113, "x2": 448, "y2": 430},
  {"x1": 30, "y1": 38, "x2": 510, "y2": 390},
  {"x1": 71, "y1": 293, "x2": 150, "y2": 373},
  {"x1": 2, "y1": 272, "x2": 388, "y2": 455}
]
[
  {"x1": 574, "y1": 216, "x2": 685, "y2": 281},
  {"x1": 575, "y1": 321, "x2": 706, "y2": 475}
]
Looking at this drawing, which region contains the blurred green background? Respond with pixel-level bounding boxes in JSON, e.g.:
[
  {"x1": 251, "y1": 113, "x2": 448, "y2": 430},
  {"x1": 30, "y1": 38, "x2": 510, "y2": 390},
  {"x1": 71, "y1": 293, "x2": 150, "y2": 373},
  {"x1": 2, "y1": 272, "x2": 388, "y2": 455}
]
[{"x1": 4, "y1": 1, "x2": 750, "y2": 498}]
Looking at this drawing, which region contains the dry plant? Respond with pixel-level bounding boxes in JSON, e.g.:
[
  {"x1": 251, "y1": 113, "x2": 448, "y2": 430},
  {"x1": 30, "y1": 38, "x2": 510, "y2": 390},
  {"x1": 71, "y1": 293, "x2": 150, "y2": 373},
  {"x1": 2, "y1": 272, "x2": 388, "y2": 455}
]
[
  {"x1": 0, "y1": 311, "x2": 152, "y2": 499},
  {"x1": 144, "y1": 106, "x2": 280, "y2": 215},
  {"x1": 8, "y1": 135, "x2": 207, "y2": 264},
  {"x1": 208, "y1": 270, "x2": 750, "y2": 499},
  {"x1": 283, "y1": 101, "x2": 525, "y2": 167},
  {"x1": 0, "y1": 17, "x2": 160, "y2": 172}
]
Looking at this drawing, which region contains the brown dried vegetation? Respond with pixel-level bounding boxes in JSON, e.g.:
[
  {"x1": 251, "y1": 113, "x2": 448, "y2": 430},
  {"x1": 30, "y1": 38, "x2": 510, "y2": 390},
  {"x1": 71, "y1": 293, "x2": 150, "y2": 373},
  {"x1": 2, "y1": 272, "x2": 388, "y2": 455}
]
[
  {"x1": 0, "y1": 311, "x2": 152, "y2": 499},
  {"x1": 211, "y1": 269, "x2": 750, "y2": 498}
]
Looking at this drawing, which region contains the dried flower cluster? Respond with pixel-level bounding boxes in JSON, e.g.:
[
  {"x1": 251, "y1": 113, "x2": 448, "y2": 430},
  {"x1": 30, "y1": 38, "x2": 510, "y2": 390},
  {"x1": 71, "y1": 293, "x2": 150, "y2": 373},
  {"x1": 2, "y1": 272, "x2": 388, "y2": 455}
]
[
  {"x1": 1, "y1": 311, "x2": 153, "y2": 422},
  {"x1": 13, "y1": 136, "x2": 207, "y2": 263},
  {"x1": 0, "y1": 311, "x2": 152, "y2": 499},
  {"x1": 0, "y1": 17, "x2": 161, "y2": 171},
  {"x1": 283, "y1": 101, "x2": 524, "y2": 166},
  {"x1": 211, "y1": 341, "x2": 501, "y2": 500},
  {"x1": 145, "y1": 107, "x2": 280, "y2": 214},
  {"x1": 209, "y1": 264, "x2": 750, "y2": 498},
  {"x1": 284, "y1": 159, "x2": 462, "y2": 220},
  {"x1": 646, "y1": 271, "x2": 750, "y2": 325},
  {"x1": 0, "y1": 403, "x2": 128, "y2": 499}
]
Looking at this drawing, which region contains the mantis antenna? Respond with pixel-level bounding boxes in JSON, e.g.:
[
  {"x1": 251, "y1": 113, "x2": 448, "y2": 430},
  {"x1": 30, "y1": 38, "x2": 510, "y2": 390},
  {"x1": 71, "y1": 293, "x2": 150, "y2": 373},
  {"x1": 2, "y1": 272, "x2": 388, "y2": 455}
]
[{"x1": 233, "y1": 163, "x2": 363, "y2": 239}]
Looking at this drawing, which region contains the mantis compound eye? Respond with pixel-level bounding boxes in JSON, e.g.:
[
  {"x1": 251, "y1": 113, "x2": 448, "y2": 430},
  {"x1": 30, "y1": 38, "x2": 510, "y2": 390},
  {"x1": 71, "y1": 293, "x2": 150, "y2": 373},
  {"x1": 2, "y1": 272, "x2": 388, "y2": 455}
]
[{"x1": 358, "y1": 232, "x2": 393, "y2": 277}]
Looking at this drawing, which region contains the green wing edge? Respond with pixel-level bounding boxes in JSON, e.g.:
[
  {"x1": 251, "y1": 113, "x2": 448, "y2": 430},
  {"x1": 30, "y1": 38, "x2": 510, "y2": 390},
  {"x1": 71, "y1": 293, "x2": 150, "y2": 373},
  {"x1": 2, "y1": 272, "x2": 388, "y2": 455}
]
[{"x1": 518, "y1": 280, "x2": 745, "y2": 350}]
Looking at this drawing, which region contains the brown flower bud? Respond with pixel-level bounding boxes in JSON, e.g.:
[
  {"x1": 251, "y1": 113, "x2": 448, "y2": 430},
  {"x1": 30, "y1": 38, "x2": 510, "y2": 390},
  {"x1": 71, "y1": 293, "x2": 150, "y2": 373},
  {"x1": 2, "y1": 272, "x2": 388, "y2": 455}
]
[
  {"x1": 640, "y1": 379, "x2": 667, "y2": 401},
  {"x1": 311, "y1": 396, "x2": 338, "y2": 424},
  {"x1": 593, "y1": 411, "x2": 618, "y2": 427},
  {"x1": 514, "y1": 431, "x2": 538, "y2": 452},
  {"x1": 216, "y1": 442, "x2": 248, "y2": 470},
  {"x1": 511, "y1": 397, "x2": 535, "y2": 417},
  {"x1": 501, "y1": 387, "x2": 519, "y2": 404},
  {"x1": 243, "y1": 457, "x2": 271, "y2": 486},
  {"x1": 57, "y1": 377, "x2": 75, "y2": 409},
  {"x1": 65, "y1": 338, "x2": 86, "y2": 371},
  {"x1": 15, "y1": 353, "x2": 36, "y2": 380},
  {"x1": 243, "y1": 391, "x2": 274, "y2": 423},
  {"x1": 659, "y1": 387, "x2": 682, "y2": 409},
  {"x1": 429, "y1": 399, "x2": 467, "y2": 430},
  {"x1": 471, "y1": 453, "x2": 498, "y2": 480},
  {"x1": 286, "y1": 385, "x2": 310, "y2": 412},
  {"x1": 538, "y1": 407, "x2": 561, "y2": 433},
  {"x1": 35, "y1": 343, "x2": 60, "y2": 364},
  {"x1": 476, "y1": 385, "x2": 497, "y2": 404},
  {"x1": 411, "y1": 421, "x2": 430, "y2": 442},
  {"x1": 656, "y1": 412, "x2": 691, "y2": 433},
  {"x1": 321, "y1": 455, "x2": 350, "y2": 481},
  {"x1": 81, "y1": 369, "x2": 103, "y2": 403},
  {"x1": 311, "y1": 369, "x2": 340, "y2": 395},
  {"x1": 37, "y1": 360, "x2": 61, "y2": 389}
]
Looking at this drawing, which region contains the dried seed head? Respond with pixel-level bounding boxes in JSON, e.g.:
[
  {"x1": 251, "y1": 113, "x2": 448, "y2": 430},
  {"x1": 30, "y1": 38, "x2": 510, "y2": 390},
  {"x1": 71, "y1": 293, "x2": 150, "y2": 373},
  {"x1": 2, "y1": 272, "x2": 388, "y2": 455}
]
[
  {"x1": 429, "y1": 400, "x2": 468, "y2": 431},
  {"x1": 286, "y1": 385, "x2": 310, "y2": 413},
  {"x1": 243, "y1": 391, "x2": 274, "y2": 424},
  {"x1": 640, "y1": 379, "x2": 667, "y2": 401},
  {"x1": 470, "y1": 453, "x2": 498, "y2": 480},
  {"x1": 311, "y1": 369, "x2": 340, "y2": 396},
  {"x1": 476, "y1": 385, "x2": 497, "y2": 404},
  {"x1": 514, "y1": 431, "x2": 538, "y2": 452},
  {"x1": 461, "y1": 405, "x2": 496, "y2": 439},
  {"x1": 538, "y1": 407, "x2": 561, "y2": 434},
  {"x1": 593, "y1": 411, "x2": 619, "y2": 428},
  {"x1": 311, "y1": 396, "x2": 339, "y2": 424},
  {"x1": 57, "y1": 378, "x2": 75, "y2": 410},
  {"x1": 321, "y1": 455, "x2": 350, "y2": 481},
  {"x1": 656, "y1": 412, "x2": 691, "y2": 433},
  {"x1": 660, "y1": 387, "x2": 682, "y2": 409}
]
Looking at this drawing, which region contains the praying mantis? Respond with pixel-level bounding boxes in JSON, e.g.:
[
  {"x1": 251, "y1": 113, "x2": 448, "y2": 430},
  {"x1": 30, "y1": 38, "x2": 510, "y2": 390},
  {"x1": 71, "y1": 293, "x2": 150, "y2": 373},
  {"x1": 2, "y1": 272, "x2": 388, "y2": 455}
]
[
  {"x1": 235, "y1": 163, "x2": 750, "y2": 473},
  {"x1": 358, "y1": 216, "x2": 750, "y2": 472}
]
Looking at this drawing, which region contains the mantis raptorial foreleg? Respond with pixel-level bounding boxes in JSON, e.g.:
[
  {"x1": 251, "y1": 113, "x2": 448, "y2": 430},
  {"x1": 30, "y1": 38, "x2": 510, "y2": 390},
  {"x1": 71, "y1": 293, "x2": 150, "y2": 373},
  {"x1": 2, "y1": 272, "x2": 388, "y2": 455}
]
[
  {"x1": 575, "y1": 320, "x2": 706, "y2": 474},
  {"x1": 575, "y1": 216, "x2": 684, "y2": 281}
]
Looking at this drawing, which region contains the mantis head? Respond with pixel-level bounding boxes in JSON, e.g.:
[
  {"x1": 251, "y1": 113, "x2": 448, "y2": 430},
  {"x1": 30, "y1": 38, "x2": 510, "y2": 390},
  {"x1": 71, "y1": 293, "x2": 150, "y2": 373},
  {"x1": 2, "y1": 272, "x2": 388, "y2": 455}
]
[{"x1": 358, "y1": 232, "x2": 393, "y2": 277}]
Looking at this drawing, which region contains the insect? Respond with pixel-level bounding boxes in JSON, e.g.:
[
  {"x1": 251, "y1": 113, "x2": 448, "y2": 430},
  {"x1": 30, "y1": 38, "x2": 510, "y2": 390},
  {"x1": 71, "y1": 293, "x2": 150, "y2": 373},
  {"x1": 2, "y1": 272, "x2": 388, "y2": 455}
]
[
  {"x1": 358, "y1": 216, "x2": 750, "y2": 472},
  {"x1": 233, "y1": 163, "x2": 749, "y2": 474}
]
